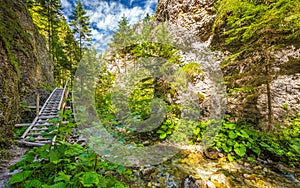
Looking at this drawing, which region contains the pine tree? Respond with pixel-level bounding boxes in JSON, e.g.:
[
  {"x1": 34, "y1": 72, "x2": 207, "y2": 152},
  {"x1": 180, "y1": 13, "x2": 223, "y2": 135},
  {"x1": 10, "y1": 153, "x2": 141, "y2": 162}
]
[
  {"x1": 69, "y1": 0, "x2": 92, "y2": 60},
  {"x1": 35, "y1": 0, "x2": 62, "y2": 54},
  {"x1": 26, "y1": 0, "x2": 73, "y2": 84},
  {"x1": 110, "y1": 16, "x2": 135, "y2": 52},
  {"x1": 138, "y1": 13, "x2": 152, "y2": 43},
  {"x1": 109, "y1": 16, "x2": 134, "y2": 72}
]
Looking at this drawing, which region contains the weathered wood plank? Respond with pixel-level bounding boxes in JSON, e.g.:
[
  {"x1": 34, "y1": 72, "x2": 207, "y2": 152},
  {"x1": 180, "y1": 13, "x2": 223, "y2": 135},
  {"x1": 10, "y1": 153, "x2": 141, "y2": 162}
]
[
  {"x1": 16, "y1": 140, "x2": 51, "y2": 147},
  {"x1": 15, "y1": 123, "x2": 31, "y2": 127}
]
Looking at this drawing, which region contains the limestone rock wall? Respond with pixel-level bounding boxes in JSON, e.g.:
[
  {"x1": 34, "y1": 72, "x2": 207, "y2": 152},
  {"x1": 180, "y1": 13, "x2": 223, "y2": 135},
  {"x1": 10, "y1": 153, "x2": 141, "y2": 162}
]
[
  {"x1": 0, "y1": 0, "x2": 54, "y2": 143},
  {"x1": 154, "y1": 0, "x2": 300, "y2": 127},
  {"x1": 155, "y1": 0, "x2": 217, "y2": 42}
]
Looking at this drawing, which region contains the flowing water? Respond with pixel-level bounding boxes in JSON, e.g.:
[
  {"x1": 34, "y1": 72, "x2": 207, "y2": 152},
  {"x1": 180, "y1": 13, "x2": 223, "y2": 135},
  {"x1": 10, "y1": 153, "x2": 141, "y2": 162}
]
[{"x1": 130, "y1": 147, "x2": 300, "y2": 188}]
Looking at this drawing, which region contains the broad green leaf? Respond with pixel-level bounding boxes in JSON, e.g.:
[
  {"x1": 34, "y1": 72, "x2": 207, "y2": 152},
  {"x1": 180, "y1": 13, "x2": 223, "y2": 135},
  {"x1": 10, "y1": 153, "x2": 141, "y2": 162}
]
[
  {"x1": 25, "y1": 179, "x2": 42, "y2": 188},
  {"x1": 116, "y1": 166, "x2": 126, "y2": 173},
  {"x1": 234, "y1": 143, "x2": 246, "y2": 157},
  {"x1": 49, "y1": 182, "x2": 66, "y2": 188},
  {"x1": 238, "y1": 130, "x2": 249, "y2": 138},
  {"x1": 64, "y1": 144, "x2": 84, "y2": 157},
  {"x1": 27, "y1": 162, "x2": 42, "y2": 169},
  {"x1": 222, "y1": 143, "x2": 232, "y2": 153},
  {"x1": 10, "y1": 171, "x2": 32, "y2": 184},
  {"x1": 291, "y1": 138, "x2": 300, "y2": 154},
  {"x1": 159, "y1": 132, "x2": 167, "y2": 139},
  {"x1": 260, "y1": 142, "x2": 271, "y2": 149},
  {"x1": 223, "y1": 122, "x2": 236, "y2": 129},
  {"x1": 67, "y1": 164, "x2": 77, "y2": 171},
  {"x1": 54, "y1": 172, "x2": 71, "y2": 183},
  {"x1": 226, "y1": 139, "x2": 235, "y2": 146},
  {"x1": 229, "y1": 131, "x2": 238, "y2": 139},
  {"x1": 80, "y1": 172, "x2": 99, "y2": 187},
  {"x1": 49, "y1": 149, "x2": 60, "y2": 164},
  {"x1": 245, "y1": 142, "x2": 251, "y2": 147},
  {"x1": 193, "y1": 128, "x2": 200, "y2": 135},
  {"x1": 251, "y1": 145, "x2": 261, "y2": 155},
  {"x1": 247, "y1": 156, "x2": 255, "y2": 162},
  {"x1": 227, "y1": 154, "x2": 234, "y2": 162}
]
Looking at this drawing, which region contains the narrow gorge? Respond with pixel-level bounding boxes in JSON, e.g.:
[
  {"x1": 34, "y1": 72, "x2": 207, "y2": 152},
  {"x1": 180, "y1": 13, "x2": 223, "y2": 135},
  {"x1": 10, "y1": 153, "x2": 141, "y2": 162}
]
[{"x1": 0, "y1": 0, "x2": 299, "y2": 187}]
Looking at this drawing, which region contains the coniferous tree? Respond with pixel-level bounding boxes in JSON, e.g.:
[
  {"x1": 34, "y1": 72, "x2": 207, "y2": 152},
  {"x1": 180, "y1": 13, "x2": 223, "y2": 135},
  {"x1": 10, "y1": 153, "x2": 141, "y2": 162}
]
[
  {"x1": 26, "y1": 0, "x2": 80, "y2": 86},
  {"x1": 69, "y1": 0, "x2": 92, "y2": 60},
  {"x1": 31, "y1": 0, "x2": 62, "y2": 57},
  {"x1": 109, "y1": 16, "x2": 135, "y2": 72}
]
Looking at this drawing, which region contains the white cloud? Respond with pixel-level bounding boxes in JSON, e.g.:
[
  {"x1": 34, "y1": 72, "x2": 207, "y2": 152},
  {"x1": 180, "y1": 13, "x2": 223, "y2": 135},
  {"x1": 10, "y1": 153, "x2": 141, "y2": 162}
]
[
  {"x1": 86, "y1": 0, "x2": 157, "y2": 52},
  {"x1": 61, "y1": 0, "x2": 72, "y2": 13},
  {"x1": 62, "y1": 0, "x2": 158, "y2": 52}
]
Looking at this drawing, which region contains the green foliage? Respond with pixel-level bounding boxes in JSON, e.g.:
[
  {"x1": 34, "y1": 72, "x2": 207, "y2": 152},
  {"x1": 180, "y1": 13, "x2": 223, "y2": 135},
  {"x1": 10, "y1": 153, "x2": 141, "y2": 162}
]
[
  {"x1": 214, "y1": 0, "x2": 300, "y2": 49},
  {"x1": 9, "y1": 110, "x2": 132, "y2": 187},
  {"x1": 157, "y1": 119, "x2": 177, "y2": 139},
  {"x1": 192, "y1": 120, "x2": 213, "y2": 142},
  {"x1": 213, "y1": 0, "x2": 300, "y2": 117},
  {"x1": 200, "y1": 120, "x2": 300, "y2": 164},
  {"x1": 178, "y1": 63, "x2": 204, "y2": 82},
  {"x1": 95, "y1": 68, "x2": 116, "y2": 122},
  {"x1": 96, "y1": 15, "x2": 183, "y2": 142},
  {"x1": 213, "y1": 122, "x2": 260, "y2": 161},
  {"x1": 27, "y1": 0, "x2": 81, "y2": 86},
  {"x1": 282, "y1": 103, "x2": 289, "y2": 111},
  {"x1": 10, "y1": 170, "x2": 33, "y2": 184},
  {"x1": 156, "y1": 105, "x2": 180, "y2": 139},
  {"x1": 110, "y1": 16, "x2": 134, "y2": 53},
  {"x1": 129, "y1": 77, "x2": 154, "y2": 119},
  {"x1": 69, "y1": 0, "x2": 92, "y2": 59},
  {"x1": 9, "y1": 143, "x2": 130, "y2": 187},
  {"x1": 13, "y1": 126, "x2": 28, "y2": 138}
]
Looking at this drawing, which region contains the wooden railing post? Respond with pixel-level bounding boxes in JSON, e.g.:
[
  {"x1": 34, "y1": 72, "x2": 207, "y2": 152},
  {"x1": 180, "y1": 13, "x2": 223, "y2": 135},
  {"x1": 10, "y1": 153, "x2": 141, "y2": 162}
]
[{"x1": 36, "y1": 90, "x2": 40, "y2": 117}]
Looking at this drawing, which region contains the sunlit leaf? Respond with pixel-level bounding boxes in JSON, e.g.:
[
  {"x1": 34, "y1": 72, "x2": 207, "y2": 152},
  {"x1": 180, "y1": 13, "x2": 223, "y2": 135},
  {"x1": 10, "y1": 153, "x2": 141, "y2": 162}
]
[
  {"x1": 234, "y1": 143, "x2": 246, "y2": 157},
  {"x1": 80, "y1": 172, "x2": 99, "y2": 187},
  {"x1": 10, "y1": 171, "x2": 32, "y2": 184}
]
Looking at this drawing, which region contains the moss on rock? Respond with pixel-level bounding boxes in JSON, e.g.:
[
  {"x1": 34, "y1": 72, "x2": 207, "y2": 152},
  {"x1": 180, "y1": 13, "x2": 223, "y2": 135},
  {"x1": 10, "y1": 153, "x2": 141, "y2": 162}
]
[{"x1": 0, "y1": 0, "x2": 54, "y2": 150}]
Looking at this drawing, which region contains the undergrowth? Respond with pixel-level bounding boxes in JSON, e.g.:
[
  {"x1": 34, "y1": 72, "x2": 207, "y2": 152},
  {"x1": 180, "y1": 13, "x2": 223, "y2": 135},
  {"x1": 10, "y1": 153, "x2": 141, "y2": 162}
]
[
  {"x1": 193, "y1": 117, "x2": 300, "y2": 166},
  {"x1": 8, "y1": 110, "x2": 133, "y2": 188}
]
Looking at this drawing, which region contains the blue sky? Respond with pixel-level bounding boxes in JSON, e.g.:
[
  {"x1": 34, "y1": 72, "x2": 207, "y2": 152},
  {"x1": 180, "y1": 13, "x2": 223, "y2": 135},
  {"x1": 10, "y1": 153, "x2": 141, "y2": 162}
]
[{"x1": 61, "y1": 0, "x2": 158, "y2": 52}]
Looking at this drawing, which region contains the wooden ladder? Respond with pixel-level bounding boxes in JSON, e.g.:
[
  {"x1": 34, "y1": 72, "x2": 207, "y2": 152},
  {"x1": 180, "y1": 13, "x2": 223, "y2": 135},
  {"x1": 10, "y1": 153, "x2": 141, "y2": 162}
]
[{"x1": 18, "y1": 87, "x2": 67, "y2": 147}]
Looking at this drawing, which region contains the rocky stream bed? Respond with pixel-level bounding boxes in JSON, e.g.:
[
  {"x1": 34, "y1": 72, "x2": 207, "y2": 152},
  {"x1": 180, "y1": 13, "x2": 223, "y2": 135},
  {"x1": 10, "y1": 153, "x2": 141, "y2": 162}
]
[{"x1": 130, "y1": 147, "x2": 300, "y2": 188}]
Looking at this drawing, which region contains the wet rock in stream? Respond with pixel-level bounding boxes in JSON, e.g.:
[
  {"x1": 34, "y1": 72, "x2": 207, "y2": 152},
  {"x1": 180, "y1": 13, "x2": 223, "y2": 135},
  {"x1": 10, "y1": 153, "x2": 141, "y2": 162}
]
[{"x1": 130, "y1": 149, "x2": 300, "y2": 188}]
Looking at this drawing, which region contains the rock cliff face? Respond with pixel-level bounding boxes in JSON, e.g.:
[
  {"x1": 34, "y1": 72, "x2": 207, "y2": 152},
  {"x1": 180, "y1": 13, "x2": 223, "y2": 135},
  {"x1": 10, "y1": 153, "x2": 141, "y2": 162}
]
[
  {"x1": 0, "y1": 0, "x2": 54, "y2": 145},
  {"x1": 155, "y1": 0, "x2": 300, "y2": 127},
  {"x1": 155, "y1": 0, "x2": 216, "y2": 42}
]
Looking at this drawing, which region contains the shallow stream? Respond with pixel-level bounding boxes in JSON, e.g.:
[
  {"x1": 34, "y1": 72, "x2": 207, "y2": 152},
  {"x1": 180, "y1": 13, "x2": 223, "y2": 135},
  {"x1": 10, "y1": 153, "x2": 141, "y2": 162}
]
[{"x1": 130, "y1": 147, "x2": 300, "y2": 188}]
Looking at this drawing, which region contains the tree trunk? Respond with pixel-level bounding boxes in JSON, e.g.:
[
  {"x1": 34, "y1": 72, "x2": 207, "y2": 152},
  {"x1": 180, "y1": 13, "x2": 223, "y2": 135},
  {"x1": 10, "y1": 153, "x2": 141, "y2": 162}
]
[
  {"x1": 79, "y1": 33, "x2": 82, "y2": 60},
  {"x1": 265, "y1": 48, "x2": 273, "y2": 131}
]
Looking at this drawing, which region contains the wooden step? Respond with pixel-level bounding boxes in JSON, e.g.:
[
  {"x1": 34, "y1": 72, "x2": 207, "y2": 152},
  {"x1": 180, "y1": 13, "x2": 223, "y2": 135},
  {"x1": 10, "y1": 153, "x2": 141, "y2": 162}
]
[
  {"x1": 15, "y1": 123, "x2": 31, "y2": 127},
  {"x1": 39, "y1": 115, "x2": 59, "y2": 119},
  {"x1": 19, "y1": 86, "x2": 68, "y2": 147},
  {"x1": 17, "y1": 140, "x2": 51, "y2": 147}
]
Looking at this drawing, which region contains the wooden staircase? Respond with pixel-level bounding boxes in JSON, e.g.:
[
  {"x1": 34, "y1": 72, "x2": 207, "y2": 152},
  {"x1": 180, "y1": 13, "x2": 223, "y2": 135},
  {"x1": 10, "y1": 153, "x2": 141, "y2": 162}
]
[{"x1": 18, "y1": 87, "x2": 68, "y2": 147}]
